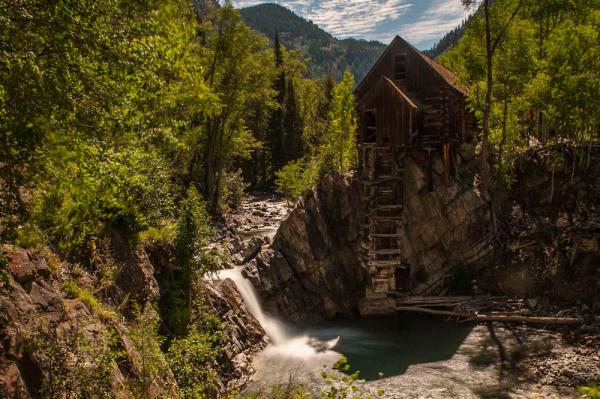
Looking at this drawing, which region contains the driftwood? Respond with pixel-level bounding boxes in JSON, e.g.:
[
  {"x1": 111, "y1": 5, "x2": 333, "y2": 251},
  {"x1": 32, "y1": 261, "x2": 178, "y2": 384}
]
[{"x1": 395, "y1": 306, "x2": 582, "y2": 325}]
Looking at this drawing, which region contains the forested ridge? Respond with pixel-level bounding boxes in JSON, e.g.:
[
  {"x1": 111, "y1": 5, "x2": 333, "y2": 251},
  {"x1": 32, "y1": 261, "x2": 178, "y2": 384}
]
[
  {"x1": 239, "y1": 3, "x2": 387, "y2": 81},
  {"x1": 1, "y1": 0, "x2": 599, "y2": 397}
]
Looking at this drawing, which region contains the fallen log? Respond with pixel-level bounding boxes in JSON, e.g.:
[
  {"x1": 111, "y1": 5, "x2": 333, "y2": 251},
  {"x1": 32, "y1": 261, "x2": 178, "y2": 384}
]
[{"x1": 395, "y1": 306, "x2": 582, "y2": 325}]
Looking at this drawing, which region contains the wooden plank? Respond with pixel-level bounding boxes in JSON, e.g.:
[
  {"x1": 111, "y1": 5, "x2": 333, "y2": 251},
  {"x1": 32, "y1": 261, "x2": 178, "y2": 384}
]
[
  {"x1": 370, "y1": 233, "x2": 402, "y2": 238},
  {"x1": 370, "y1": 216, "x2": 403, "y2": 220},
  {"x1": 368, "y1": 260, "x2": 404, "y2": 266},
  {"x1": 370, "y1": 249, "x2": 403, "y2": 255}
]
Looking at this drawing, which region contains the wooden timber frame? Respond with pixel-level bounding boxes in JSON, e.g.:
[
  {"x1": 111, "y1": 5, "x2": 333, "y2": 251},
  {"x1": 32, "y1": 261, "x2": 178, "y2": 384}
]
[{"x1": 354, "y1": 36, "x2": 477, "y2": 298}]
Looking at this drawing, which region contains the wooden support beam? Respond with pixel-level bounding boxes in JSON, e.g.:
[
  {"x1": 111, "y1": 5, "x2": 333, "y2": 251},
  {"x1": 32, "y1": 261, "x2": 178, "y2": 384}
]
[{"x1": 395, "y1": 306, "x2": 582, "y2": 325}]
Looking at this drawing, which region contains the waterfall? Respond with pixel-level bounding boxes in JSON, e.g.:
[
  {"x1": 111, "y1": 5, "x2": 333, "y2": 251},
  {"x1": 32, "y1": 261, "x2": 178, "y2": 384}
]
[{"x1": 217, "y1": 267, "x2": 339, "y2": 357}]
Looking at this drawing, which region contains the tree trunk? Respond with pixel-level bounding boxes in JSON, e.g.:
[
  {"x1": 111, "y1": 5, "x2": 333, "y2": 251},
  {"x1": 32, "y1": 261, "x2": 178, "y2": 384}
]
[
  {"x1": 498, "y1": 83, "x2": 509, "y2": 168},
  {"x1": 481, "y1": 0, "x2": 493, "y2": 194}
]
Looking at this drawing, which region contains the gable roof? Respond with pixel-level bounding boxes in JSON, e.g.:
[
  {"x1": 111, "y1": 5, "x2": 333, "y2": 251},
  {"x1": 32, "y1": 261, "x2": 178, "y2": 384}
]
[{"x1": 355, "y1": 35, "x2": 468, "y2": 96}]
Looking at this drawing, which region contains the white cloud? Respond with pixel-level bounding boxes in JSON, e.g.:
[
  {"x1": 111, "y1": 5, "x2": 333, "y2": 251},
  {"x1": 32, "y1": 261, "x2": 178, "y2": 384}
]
[
  {"x1": 231, "y1": 0, "x2": 471, "y2": 48},
  {"x1": 396, "y1": 0, "x2": 471, "y2": 45}
]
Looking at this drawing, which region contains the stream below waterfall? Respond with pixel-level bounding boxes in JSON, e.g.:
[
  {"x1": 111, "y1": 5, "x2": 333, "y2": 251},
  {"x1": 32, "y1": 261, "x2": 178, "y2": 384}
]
[
  {"x1": 217, "y1": 267, "x2": 575, "y2": 398},
  {"x1": 216, "y1": 195, "x2": 581, "y2": 398}
]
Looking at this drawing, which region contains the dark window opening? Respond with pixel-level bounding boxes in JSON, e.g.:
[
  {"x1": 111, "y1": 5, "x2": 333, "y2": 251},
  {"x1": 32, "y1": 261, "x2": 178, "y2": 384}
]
[
  {"x1": 395, "y1": 265, "x2": 411, "y2": 292},
  {"x1": 395, "y1": 54, "x2": 406, "y2": 80},
  {"x1": 364, "y1": 110, "x2": 377, "y2": 143}
]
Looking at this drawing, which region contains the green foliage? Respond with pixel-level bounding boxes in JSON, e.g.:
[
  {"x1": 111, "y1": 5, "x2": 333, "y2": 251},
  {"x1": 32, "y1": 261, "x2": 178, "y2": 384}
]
[
  {"x1": 167, "y1": 331, "x2": 222, "y2": 398},
  {"x1": 138, "y1": 221, "x2": 178, "y2": 244},
  {"x1": 61, "y1": 281, "x2": 117, "y2": 319},
  {"x1": 440, "y1": 0, "x2": 600, "y2": 185},
  {"x1": 319, "y1": 71, "x2": 357, "y2": 175},
  {"x1": 320, "y1": 356, "x2": 384, "y2": 399},
  {"x1": 223, "y1": 169, "x2": 250, "y2": 210},
  {"x1": 24, "y1": 321, "x2": 117, "y2": 399},
  {"x1": 239, "y1": 381, "x2": 315, "y2": 399},
  {"x1": 0, "y1": 0, "x2": 213, "y2": 253},
  {"x1": 30, "y1": 145, "x2": 174, "y2": 258},
  {"x1": 175, "y1": 187, "x2": 213, "y2": 272},
  {"x1": 127, "y1": 306, "x2": 174, "y2": 398},
  {"x1": 276, "y1": 158, "x2": 319, "y2": 204},
  {"x1": 579, "y1": 382, "x2": 600, "y2": 399},
  {"x1": 158, "y1": 187, "x2": 216, "y2": 337},
  {"x1": 275, "y1": 71, "x2": 357, "y2": 204},
  {"x1": 195, "y1": 2, "x2": 274, "y2": 208}
]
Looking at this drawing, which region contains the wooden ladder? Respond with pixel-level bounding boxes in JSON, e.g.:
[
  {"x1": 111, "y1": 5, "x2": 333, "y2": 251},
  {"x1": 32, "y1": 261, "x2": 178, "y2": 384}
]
[{"x1": 359, "y1": 144, "x2": 407, "y2": 297}]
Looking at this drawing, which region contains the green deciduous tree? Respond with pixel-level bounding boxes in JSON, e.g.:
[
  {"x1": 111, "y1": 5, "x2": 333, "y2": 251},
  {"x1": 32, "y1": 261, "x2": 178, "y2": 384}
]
[
  {"x1": 320, "y1": 70, "x2": 358, "y2": 175},
  {"x1": 276, "y1": 70, "x2": 357, "y2": 203},
  {"x1": 195, "y1": 2, "x2": 275, "y2": 210}
]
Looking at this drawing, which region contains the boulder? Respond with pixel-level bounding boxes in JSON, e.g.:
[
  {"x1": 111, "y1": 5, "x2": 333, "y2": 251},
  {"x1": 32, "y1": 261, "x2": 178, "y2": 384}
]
[
  {"x1": 6, "y1": 251, "x2": 50, "y2": 291},
  {"x1": 0, "y1": 362, "x2": 29, "y2": 399},
  {"x1": 232, "y1": 237, "x2": 265, "y2": 266},
  {"x1": 0, "y1": 248, "x2": 176, "y2": 399},
  {"x1": 243, "y1": 173, "x2": 365, "y2": 322},
  {"x1": 110, "y1": 233, "x2": 160, "y2": 307}
]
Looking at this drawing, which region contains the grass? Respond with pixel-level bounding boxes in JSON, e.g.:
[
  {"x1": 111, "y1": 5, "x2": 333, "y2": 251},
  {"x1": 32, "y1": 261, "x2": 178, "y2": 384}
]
[
  {"x1": 138, "y1": 220, "x2": 177, "y2": 243},
  {"x1": 61, "y1": 280, "x2": 117, "y2": 320}
]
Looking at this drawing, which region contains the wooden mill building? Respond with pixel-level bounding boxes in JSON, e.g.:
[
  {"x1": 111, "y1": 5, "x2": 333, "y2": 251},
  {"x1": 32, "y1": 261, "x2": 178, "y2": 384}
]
[{"x1": 354, "y1": 36, "x2": 477, "y2": 298}]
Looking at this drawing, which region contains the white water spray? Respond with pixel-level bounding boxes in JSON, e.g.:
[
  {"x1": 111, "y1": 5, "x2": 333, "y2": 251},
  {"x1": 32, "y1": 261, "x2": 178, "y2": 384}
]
[{"x1": 217, "y1": 267, "x2": 339, "y2": 358}]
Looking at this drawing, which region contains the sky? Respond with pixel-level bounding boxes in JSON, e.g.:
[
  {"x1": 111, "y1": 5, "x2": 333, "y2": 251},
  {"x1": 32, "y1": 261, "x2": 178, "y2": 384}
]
[{"x1": 229, "y1": 0, "x2": 472, "y2": 50}]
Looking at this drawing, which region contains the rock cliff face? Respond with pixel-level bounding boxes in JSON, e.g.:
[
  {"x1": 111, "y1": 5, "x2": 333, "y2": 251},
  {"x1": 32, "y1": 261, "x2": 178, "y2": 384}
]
[
  {"x1": 244, "y1": 174, "x2": 365, "y2": 322},
  {"x1": 205, "y1": 280, "x2": 268, "y2": 390},
  {"x1": 397, "y1": 144, "x2": 494, "y2": 294},
  {"x1": 0, "y1": 248, "x2": 176, "y2": 399},
  {"x1": 0, "y1": 245, "x2": 267, "y2": 398},
  {"x1": 244, "y1": 144, "x2": 495, "y2": 321}
]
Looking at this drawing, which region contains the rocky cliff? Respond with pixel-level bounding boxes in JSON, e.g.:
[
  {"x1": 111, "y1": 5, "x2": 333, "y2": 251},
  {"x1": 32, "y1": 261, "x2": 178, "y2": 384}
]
[
  {"x1": 244, "y1": 143, "x2": 495, "y2": 322},
  {"x1": 0, "y1": 243, "x2": 267, "y2": 398},
  {"x1": 397, "y1": 143, "x2": 495, "y2": 294},
  {"x1": 243, "y1": 173, "x2": 365, "y2": 323}
]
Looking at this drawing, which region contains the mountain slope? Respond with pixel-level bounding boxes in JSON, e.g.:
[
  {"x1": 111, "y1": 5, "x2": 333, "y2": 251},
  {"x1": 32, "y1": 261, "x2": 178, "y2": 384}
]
[{"x1": 239, "y1": 3, "x2": 386, "y2": 82}]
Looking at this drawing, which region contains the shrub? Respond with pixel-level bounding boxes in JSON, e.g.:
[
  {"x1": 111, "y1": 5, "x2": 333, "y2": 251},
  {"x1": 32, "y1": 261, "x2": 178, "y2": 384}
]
[
  {"x1": 320, "y1": 356, "x2": 384, "y2": 399},
  {"x1": 579, "y1": 382, "x2": 600, "y2": 399},
  {"x1": 223, "y1": 169, "x2": 249, "y2": 210},
  {"x1": 276, "y1": 157, "x2": 318, "y2": 205},
  {"x1": 61, "y1": 281, "x2": 116, "y2": 320},
  {"x1": 167, "y1": 331, "x2": 222, "y2": 398},
  {"x1": 175, "y1": 187, "x2": 213, "y2": 272},
  {"x1": 24, "y1": 321, "x2": 117, "y2": 399},
  {"x1": 160, "y1": 187, "x2": 215, "y2": 337},
  {"x1": 127, "y1": 306, "x2": 175, "y2": 397},
  {"x1": 138, "y1": 220, "x2": 177, "y2": 244},
  {"x1": 29, "y1": 145, "x2": 175, "y2": 260},
  {"x1": 238, "y1": 381, "x2": 315, "y2": 398}
]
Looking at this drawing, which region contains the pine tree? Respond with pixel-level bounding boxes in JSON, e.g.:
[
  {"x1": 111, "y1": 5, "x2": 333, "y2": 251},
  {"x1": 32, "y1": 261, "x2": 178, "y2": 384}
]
[
  {"x1": 283, "y1": 79, "x2": 304, "y2": 162},
  {"x1": 268, "y1": 31, "x2": 287, "y2": 174}
]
